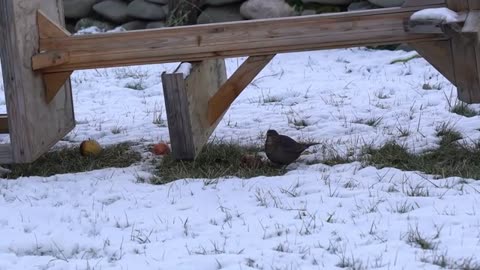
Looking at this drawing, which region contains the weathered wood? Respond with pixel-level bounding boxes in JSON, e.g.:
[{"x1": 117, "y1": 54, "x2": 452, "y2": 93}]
[
  {"x1": 0, "y1": 0, "x2": 75, "y2": 163},
  {"x1": 409, "y1": 41, "x2": 456, "y2": 84},
  {"x1": 403, "y1": 0, "x2": 446, "y2": 7},
  {"x1": 208, "y1": 55, "x2": 275, "y2": 125},
  {"x1": 33, "y1": 5, "x2": 447, "y2": 73},
  {"x1": 444, "y1": 1, "x2": 480, "y2": 102},
  {"x1": 44, "y1": 71, "x2": 73, "y2": 103},
  {"x1": 37, "y1": 10, "x2": 71, "y2": 40},
  {"x1": 469, "y1": 0, "x2": 480, "y2": 10},
  {"x1": 0, "y1": 144, "x2": 13, "y2": 164},
  {"x1": 161, "y1": 72, "x2": 194, "y2": 160},
  {"x1": 447, "y1": 0, "x2": 470, "y2": 10},
  {"x1": 162, "y1": 59, "x2": 227, "y2": 160},
  {"x1": 0, "y1": 114, "x2": 8, "y2": 134}
]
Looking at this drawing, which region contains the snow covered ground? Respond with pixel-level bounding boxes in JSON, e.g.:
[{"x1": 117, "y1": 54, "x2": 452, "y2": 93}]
[{"x1": 1, "y1": 48, "x2": 480, "y2": 270}]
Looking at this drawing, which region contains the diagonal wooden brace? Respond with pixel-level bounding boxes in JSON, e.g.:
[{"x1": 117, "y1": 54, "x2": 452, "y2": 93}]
[{"x1": 35, "y1": 11, "x2": 73, "y2": 103}]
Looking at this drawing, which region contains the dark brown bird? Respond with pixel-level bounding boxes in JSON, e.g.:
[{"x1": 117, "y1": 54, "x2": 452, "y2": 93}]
[{"x1": 265, "y1": 129, "x2": 319, "y2": 166}]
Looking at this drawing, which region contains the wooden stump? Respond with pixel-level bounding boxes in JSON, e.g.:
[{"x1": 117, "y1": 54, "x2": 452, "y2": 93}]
[{"x1": 0, "y1": 0, "x2": 75, "y2": 163}]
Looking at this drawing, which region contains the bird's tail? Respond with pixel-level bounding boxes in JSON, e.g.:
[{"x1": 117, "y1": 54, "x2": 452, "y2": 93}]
[{"x1": 304, "y1": 142, "x2": 320, "y2": 148}]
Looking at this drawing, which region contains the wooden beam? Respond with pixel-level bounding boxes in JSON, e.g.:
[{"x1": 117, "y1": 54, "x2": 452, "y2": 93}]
[
  {"x1": 0, "y1": 0, "x2": 75, "y2": 163},
  {"x1": 403, "y1": 0, "x2": 446, "y2": 7},
  {"x1": 0, "y1": 114, "x2": 8, "y2": 134},
  {"x1": 208, "y1": 55, "x2": 275, "y2": 125},
  {"x1": 162, "y1": 59, "x2": 227, "y2": 160},
  {"x1": 33, "y1": 4, "x2": 447, "y2": 73}
]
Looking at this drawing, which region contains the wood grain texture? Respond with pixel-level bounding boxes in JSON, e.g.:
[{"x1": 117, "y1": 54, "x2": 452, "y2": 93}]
[
  {"x1": 161, "y1": 73, "x2": 194, "y2": 160},
  {"x1": 446, "y1": 24, "x2": 480, "y2": 102},
  {"x1": 34, "y1": 5, "x2": 447, "y2": 73},
  {"x1": 185, "y1": 59, "x2": 227, "y2": 157},
  {"x1": 403, "y1": 0, "x2": 446, "y2": 7},
  {"x1": 208, "y1": 55, "x2": 274, "y2": 125},
  {"x1": 0, "y1": 114, "x2": 8, "y2": 134},
  {"x1": 0, "y1": 0, "x2": 75, "y2": 163},
  {"x1": 162, "y1": 59, "x2": 227, "y2": 160},
  {"x1": 470, "y1": 0, "x2": 480, "y2": 10},
  {"x1": 409, "y1": 41, "x2": 456, "y2": 84}
]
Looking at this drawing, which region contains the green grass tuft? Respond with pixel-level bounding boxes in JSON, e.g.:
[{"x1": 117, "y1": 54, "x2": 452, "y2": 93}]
[
  {"x1": 450, "y1": 102, "x2": 479, "y2": 118},
  {"x1": 153, "y1": 143, "x2": 284, "y2": 184},
  {"x1": 364, "y1": 139, "x2": 480, "y2": 180},
  {"x1": 4, "y1": 142, "x2": 142, "y2": 179}
]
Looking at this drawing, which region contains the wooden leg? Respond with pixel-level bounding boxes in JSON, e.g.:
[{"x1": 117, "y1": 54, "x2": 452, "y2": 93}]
[
  {"x1": 162, "y1": 59, "x2": 227, "y2": 160},
  {"x1": 0, "y1": 0, "x2": 75, "y2": 163}
]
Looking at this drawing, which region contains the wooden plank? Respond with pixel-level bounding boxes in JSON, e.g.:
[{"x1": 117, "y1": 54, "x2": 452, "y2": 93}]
[
  {"x1": 208, "y1": 55, "x2": 274, "y2": 125},
  {"x1": 0, "y1": 144, "x2": 13, "y2": 164},
  {"x1": 162, "y1": 59, "x2": 227, "y2": 160},
  {"x1": 33, "y1": 5, "x2": 448, "y2": 73},
  {"x1": 469, "y1": 0, "x2": 480, "y2": 10},
  {"x1": 161, "y1": 72, "x2": 194, "y2": 160},
  {"x1": 447, "y1": 0, "x2": 470, "y2": 11},
  {"x1": 0, "y1": 0, "x2": 75, "y2": 163},
  {"x1": 0, "y1": 114, "x2": 8, "y2": 134},
  {"x1": 403, "y1": 0, "x2": 446, "y2": 7},
  {"x1": 409, "y1": 40, "x2": 456, "y2": 84},
  {"x1": 462, "y1": 11, "x2": 480, "y2": 37}
]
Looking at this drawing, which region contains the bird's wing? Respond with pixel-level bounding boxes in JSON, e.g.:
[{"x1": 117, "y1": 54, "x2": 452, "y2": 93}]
[{"x1": 279, "y1": 135, "x2": 309, "y2": 153}]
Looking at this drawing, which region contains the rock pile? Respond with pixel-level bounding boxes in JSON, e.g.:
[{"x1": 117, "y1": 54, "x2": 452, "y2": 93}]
[{"x1": 64, "y1": 0, "x2": 405, "y2": 33}]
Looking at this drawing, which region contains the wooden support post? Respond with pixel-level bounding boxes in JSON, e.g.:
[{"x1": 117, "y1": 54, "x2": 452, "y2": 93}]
[
  {"x1": 407, "y1": 0, "x2": 480, "y2": 103},
  {"x1": 162, "y1": 59, "x2": 227, "y2": 160},
  {"x1": 0, "y1": 0, "x2": 75, "y2": 163}
]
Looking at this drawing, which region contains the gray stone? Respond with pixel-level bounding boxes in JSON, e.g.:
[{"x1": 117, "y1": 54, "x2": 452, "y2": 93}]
[
  {"x1": 367, "y1": 0, "x2": 404, "y2": 7},
  {"x1": 347, "y1": 1, "x2": 376, "y2": 11},
  {"x1": 63, "y1": 0, "x2": 96, "y2": 19},
  {"x1": 205, "y1": 0, "x2": 245, "y2": 6},
  {"x1": 146, "y1": 21, "x2": 166, "y2": 28},
  {"x1": 240, "y1": 0, "x2": 296, "y2": 19},
  {"x1": 301, "y1": 0, "x2": 352, "y2": 4},
  {"x1": 93, "y1": 0, "x2": 130, "y2": 23},
  {"x1": 121, "y1": 20, "x2": 148, "y2": 30},
  {"x1": 301, "y1": 9, "x2": 316, "y2": 16},
  {"x1": 146, "y1": 0, "x2": 168, "y2": 4},
  {"x1": 127, "y1": 0, "x2": 168, "y2": 20},
  {"x1": 74, "y1": 17, "x2": 115, "y2": 32},
  {"x1": 197, "y1": 3, "x2": 245, "y2": 24}
]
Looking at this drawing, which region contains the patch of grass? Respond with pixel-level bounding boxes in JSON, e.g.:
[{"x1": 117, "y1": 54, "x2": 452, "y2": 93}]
[
  {"x1": 405, "y1": 226, "x2": 437, "y2": 250},
  {"x1": 389, "y1": 54, "x2": 421, "y2": 64},
  {"x1": 435, "y1": 123, "x2": 463, "y2": 146},
  {"x1": 125, "y1": 81, "x2": 146, "y2": 90},
  {"x1": 4, "y1": 143, "x2": 142, "y2": 179},
  {"x1": 288, "y1": 117, "x2": 309, "y2": 129},
  {"x1": 353, "y1": 117, "x2": 382, "y2": 128},
  {"x1": 153, "y1": 143, "x2": 284, "y2": 184},
  {"x1": 450, "y1": 102, "x2": 479, "y2": 117},
  {"x1": 422, "y1": 82, "x2": 442, "y2": 90},
  {"x1": 364, "y1": 137, "x2": 480, "y2": 179}
]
